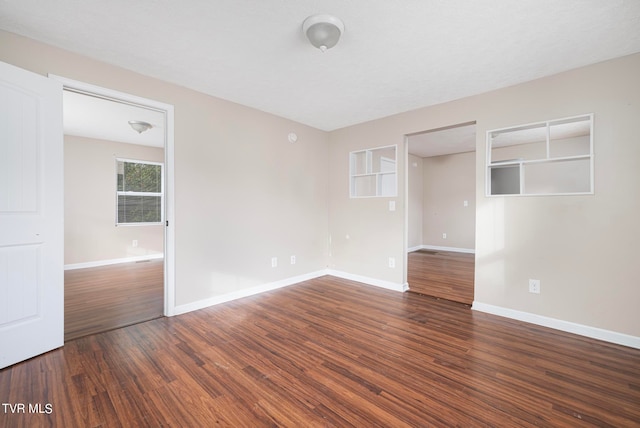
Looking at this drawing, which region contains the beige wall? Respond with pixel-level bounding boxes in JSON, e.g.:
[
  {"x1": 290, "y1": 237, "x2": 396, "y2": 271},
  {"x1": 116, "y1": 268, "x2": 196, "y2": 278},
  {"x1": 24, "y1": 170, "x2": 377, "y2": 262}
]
[
  {"x1": 422, "y1": 151, "x2": 475, "y2": 250},
  {"x1": 329, "y1": 53, "x2": 640, "y2": 337},
  {"x1": 407, "y1": 154, "x2": 423, "y2": 249},
  {"x1": 0, "y1": 30, "x2": 329, "y2": 307},
  {"x1": 64, "y1": 135, "x2": 164, "y2": 265}
]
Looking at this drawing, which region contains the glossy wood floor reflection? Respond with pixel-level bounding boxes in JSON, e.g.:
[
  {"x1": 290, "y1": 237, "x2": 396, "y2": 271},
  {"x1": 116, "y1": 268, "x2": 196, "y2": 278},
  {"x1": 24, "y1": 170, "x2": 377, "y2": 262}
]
[
  {"x1": 64, "y1": 259, "x2": 164, "y2": 341},
  {"x1": 408, "y1": 249, "x2": 475, "y2": 304},
  {"x1": 2, "y1": 276, "x2": 639, "y2": 427}
]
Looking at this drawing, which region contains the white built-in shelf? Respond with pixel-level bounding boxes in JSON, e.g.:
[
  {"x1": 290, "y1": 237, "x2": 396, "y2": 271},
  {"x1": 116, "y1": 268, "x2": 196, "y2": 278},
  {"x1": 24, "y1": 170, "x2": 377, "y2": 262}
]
[
  {"x1": 350, "y1": 145, "x2": 397, "y2": 198},
  {"x1": 487, "y1": 114, "x2": 594, "y2": 196}
]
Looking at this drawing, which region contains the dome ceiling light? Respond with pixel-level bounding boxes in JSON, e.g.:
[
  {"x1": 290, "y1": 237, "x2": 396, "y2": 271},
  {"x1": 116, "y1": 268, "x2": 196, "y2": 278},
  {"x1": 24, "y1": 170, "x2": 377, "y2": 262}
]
[
  {"x1": 128, "y1": 120, "x2": 152, "y2": 134},
  {"x1": 302, "y1": 14, "x2": 344, "y2": 52}
]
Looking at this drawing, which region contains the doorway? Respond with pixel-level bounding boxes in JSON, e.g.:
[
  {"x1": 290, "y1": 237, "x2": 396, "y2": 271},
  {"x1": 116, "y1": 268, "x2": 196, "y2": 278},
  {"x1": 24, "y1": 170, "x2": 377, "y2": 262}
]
[
  {"x1": 405, "y1": 122, "x2": 476, "y2": 304},
  {"x1": 52, "y1": 76, "x2": 175, "y2": 340}
]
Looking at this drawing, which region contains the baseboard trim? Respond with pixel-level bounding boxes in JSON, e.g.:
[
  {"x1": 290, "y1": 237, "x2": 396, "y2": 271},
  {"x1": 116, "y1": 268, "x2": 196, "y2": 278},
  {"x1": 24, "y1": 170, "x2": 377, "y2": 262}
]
[
  {"x1": 64, "y1": 253, "x2": 164, "y2": 270},
  {"x1": 472, "y1": 301, "x2": 640, "y2": 350},
  {"x1": 172, "y1": 270, "x2": 328, "y2": 316},
  {"x1": 409, "y1": 245, "x2": 475, "y2": 254},
  {"x1": 326, "y1": 269, "x2": 408, "y2": 292}
]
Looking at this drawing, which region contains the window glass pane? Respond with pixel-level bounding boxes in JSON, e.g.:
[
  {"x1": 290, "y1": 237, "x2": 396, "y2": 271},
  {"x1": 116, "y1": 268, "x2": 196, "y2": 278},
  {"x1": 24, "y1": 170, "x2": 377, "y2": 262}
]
[
  {"x1": 122, "y1": 162, "x2": 161, "y2": 192},
  {"x1": 118, "y1": 195, "x2": 162, "y2": 223},
  {"x1": 117, "y1": 161, "x2": 125, "y2": 191}
]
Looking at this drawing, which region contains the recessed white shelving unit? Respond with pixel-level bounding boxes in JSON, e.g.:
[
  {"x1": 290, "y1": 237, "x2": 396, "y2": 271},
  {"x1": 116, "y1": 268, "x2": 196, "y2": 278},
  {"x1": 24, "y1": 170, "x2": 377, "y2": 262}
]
[
  {"x1": 486, "y1": 114, "x2": 594, "y2": 196},
  {"x1": 349, "y1": 145, "x2": 397, "y2": 198}
]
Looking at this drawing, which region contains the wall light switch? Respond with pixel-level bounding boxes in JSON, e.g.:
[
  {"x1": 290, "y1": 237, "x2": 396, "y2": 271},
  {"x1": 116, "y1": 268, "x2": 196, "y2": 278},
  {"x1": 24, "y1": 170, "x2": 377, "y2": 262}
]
[
  {"x1": 271, "y1": 257, "x2": 278, "y2": 268},
  {"x1": 389, "y1": 201, "x2": 396, "y2": 211},
  {"x1": 464, "y1": 200, "x2": 469, "y2": 207}
]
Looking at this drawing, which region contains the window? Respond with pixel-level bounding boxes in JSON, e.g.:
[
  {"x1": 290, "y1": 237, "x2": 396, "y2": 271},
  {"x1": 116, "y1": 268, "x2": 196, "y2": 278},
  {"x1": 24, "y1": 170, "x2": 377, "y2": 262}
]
[
  {"x1": 486, "y1": 114, "x2": 593, "y2": 196},
  {"x1": 349, "y1": 145, "x2": 397, "y2": 197},
  {"x1": 116, "y1": 159, "x2": 163, "y2": 225}
]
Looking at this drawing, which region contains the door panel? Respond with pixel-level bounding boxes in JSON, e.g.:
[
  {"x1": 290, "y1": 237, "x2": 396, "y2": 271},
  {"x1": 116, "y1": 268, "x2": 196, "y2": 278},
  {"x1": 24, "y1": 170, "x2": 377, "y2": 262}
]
[{"x1": 0, "y1": 61, "x2": 63, "y2": 369}]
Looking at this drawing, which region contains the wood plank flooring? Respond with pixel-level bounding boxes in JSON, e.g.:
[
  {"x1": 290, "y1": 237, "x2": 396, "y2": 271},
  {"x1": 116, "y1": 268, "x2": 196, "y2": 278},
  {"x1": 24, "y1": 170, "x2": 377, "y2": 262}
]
[
  {"x1": 2, "y1": 275, "x2": 639, "y2": 427},
  {"x1": 408, "y1": 249, "x2": 475, "y2": 304},
  {"x1": 64, "y1": 259, "x2": 164, "y2": 341}
]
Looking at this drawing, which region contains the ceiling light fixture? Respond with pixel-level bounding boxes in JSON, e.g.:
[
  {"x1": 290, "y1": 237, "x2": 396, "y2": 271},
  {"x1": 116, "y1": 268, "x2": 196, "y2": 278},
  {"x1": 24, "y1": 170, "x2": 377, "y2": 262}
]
[
  {"x1": 128, "y1": 120, "x2": 152, "y2": 134},
  {"x1": 302, "y1": 14, "x2": 344, "y2": 52}
]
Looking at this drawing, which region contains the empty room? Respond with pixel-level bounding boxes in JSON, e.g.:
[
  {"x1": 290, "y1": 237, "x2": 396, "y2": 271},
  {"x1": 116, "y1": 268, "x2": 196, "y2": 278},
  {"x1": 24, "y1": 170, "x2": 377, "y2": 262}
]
[{"x1": 1, "y1": 1, "x2": 640, "y2": 426}]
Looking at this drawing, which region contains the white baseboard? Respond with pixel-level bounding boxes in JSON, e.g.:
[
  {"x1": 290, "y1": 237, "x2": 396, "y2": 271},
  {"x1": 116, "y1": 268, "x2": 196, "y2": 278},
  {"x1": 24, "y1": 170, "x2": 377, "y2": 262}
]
[
  {"x1": 472, "y1": 301, "x2": 640, "y2": 350},
  {"x1": 172, "y1": 270, "x2": 328, "y2": 316},
  {"x1": 172, "y1": 269, "x2": 410, "y2": 317},
  {"x1": 326, "y1": 269, "x2": 408, "y2": 292},
  {"x1": 409, "y1": 245, "x2": 475, "y2": 254},
  {"x1": 64, "y1": 253, "x2": 164, "y2": 270}
]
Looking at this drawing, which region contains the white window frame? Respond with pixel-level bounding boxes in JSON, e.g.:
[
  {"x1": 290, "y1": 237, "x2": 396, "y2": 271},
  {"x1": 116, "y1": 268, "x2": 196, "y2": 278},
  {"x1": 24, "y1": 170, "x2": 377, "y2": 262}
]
[{"x1": 116, "y1": 158, "x2": 164, "y2": 226}]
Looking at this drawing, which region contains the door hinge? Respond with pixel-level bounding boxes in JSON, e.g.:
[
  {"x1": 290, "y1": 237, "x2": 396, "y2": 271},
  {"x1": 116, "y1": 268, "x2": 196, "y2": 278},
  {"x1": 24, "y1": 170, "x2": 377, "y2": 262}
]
[{"x1": 166, "y1": 220, "x2": 169, "y2": 227}]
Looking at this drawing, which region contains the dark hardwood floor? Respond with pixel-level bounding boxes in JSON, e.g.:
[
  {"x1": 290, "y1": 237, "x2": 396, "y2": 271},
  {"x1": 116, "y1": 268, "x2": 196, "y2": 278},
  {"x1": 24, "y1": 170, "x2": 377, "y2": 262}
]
[
  {"x1": 2, "y1": 275, "x2": 639, "y2": 427},
  {"x1": 64, "y1": 259, "x2": 164, "y2": 341},
  {"x1": 408, "y1": 249, "x2": 475, "y2": 304}
]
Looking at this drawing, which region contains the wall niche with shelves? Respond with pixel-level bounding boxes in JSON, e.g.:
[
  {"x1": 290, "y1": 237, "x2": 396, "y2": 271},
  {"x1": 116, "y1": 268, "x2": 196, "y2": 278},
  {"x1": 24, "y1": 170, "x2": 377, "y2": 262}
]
[
  {"x1": 350, "y1": 145, "x2": 397, "y2": 198},
  {"x1": 487, "y1": 114, "x2": 593, "y2": 196}
]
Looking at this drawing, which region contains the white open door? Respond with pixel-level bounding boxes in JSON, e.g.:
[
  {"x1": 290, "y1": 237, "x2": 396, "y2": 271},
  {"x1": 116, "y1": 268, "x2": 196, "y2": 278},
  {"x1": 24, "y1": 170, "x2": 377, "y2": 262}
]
[{"x1": 0, "y1": 61, "x2": 64, "y2": 369}]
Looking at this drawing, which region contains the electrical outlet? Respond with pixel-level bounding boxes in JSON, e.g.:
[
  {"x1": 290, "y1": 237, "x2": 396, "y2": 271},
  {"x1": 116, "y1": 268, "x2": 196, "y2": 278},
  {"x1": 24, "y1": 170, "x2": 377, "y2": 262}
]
[
  {"x1": 290, "y1": 255, "x2": 296, "y2": 265},
  {"x1": 388, "y1": 257, "x2": 395, "y2": 268},
  {"x1": 529, "y1": 279, "x2": 541, "y2": 294},
  {"x1": 271, "y1": 257, "x2": 278, "y2": 268}
]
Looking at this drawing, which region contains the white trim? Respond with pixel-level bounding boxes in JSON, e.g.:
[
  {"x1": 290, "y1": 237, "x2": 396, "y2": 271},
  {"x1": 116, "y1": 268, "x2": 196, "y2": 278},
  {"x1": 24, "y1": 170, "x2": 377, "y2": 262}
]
[
  {"x1": 64, "y1": 254, "x2": 164, "y2": 270},
  {"x1": 49, "y1": 74, "x2": 176, "y2": 317},
  {"x1": 326, "y1": 269, "x2": 408, "y2": 292},
  {"x1": 409, "y1": 244, "x2": 475, "y2": 254},
  {"x1": 472, "y1": 301, "x2": 640, "y2": 350},
  {"x1": 172, "y1": 271, "x2": 328, "y2": 316}
]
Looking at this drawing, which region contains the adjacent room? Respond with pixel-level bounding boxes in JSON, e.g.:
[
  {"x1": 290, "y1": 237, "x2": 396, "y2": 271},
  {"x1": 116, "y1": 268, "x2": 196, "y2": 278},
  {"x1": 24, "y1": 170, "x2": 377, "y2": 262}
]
[
  {"x1": 63, "y1": 90, "x2": 166, "y2": 340},
  {"x1": 407, "y1": 123, "x2": 476, "y2": 304},
  {"x1": 1, "y1": 1, "x2": 640, "y2": 426}
]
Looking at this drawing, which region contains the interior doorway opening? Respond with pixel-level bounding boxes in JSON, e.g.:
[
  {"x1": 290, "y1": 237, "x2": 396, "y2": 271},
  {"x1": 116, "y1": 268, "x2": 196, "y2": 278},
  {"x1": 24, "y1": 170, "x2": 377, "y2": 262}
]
[
  {"x1": 53, "y1": 76, "x2": 175, "y2": 340},
  {"x1": 405, "y1": 122, "x2": 476, "y2": 305}
]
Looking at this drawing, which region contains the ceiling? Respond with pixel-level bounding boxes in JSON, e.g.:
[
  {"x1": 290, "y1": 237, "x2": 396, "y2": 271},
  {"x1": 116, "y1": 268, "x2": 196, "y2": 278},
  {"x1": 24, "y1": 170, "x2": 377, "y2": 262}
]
[
  {"x1": 1, "y1": 1, "x2": 640, "y2": 140},
  {"x1": 64, "y1": 91, "x2": 165, "y2": 147},
  {"x1": 408, "y1": 123, "x2": 477, "y2": 158}
]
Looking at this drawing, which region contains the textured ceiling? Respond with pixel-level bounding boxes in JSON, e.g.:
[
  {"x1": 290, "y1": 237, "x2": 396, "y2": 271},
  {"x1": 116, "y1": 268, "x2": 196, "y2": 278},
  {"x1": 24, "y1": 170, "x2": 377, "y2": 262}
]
[{"x1": 1, "y1": 1, "x2": 640, "y2": 132}]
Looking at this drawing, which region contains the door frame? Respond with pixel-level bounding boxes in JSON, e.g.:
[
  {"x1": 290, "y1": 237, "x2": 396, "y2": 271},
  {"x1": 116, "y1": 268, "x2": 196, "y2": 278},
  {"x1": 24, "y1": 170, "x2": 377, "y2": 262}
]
[{"x1": 50, "y1": 75, "x2": 176, "y2": 316}]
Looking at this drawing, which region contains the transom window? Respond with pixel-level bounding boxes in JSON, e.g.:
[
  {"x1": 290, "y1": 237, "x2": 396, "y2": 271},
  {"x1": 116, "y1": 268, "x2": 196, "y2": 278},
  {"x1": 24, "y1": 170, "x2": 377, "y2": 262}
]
[{"x1": 116, "y1": 159, "x2": 164, "y2": 225}]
